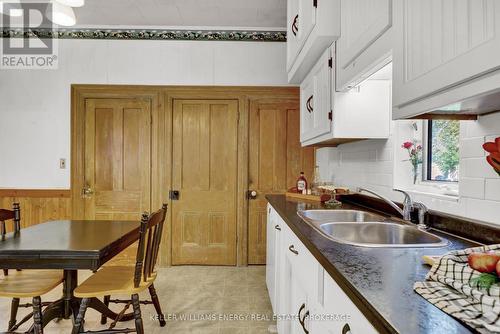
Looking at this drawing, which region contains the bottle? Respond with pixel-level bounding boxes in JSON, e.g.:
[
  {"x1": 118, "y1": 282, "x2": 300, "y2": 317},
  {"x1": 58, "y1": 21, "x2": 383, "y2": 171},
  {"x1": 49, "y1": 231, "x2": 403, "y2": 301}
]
[
  {"x1": 297, "y1": 172, "x2": 308, "y2": 194},
  {"x1": 312, "y1": 165, "x2": 321, "y2": 193}
]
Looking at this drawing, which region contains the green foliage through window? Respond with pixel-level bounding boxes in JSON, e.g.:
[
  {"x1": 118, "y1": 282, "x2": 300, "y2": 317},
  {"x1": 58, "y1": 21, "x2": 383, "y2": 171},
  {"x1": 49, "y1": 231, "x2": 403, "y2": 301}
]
[{"x1": 427, "y1": 120, "x2": 460, "y2": 182}]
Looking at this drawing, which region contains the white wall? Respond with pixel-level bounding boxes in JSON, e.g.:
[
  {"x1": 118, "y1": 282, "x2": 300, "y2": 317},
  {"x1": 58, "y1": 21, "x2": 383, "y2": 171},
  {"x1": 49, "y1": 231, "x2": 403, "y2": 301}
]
[
  {"x1": 317, "y1": 113, "x2": 500, "y2": 225},
  {"x1": 0, "y1": 39, "x2": 288, "y2": 189}
]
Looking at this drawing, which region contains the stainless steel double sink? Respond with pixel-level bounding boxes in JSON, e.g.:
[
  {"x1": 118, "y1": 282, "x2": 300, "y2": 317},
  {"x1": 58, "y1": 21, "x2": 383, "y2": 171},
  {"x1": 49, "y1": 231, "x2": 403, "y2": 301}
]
[{"x1": 297, "y1": 210, "x2": 448, "y2": 248}]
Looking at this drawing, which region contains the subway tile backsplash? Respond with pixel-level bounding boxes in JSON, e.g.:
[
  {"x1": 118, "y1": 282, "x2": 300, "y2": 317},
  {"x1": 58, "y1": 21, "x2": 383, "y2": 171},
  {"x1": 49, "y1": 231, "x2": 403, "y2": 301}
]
[{"x1": 317, "y1": 112, "x2": 500, "y2": 225}]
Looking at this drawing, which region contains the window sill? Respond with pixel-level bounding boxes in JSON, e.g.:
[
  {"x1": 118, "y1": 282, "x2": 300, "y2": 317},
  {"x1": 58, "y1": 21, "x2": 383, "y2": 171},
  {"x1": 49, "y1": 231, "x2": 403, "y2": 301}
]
[{"x1": 402, "y1": 189, "x2": 460, "y2": 202}]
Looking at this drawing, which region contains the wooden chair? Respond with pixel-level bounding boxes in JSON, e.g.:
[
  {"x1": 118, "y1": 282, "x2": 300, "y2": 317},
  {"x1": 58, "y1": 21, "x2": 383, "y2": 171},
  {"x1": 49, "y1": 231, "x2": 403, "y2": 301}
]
[
  {"x1": 0, "y1": 203, "x2": 64, "y2": 334},
  {"x1": 72, "y1": 204, "x2": 168, "y2": 334}
]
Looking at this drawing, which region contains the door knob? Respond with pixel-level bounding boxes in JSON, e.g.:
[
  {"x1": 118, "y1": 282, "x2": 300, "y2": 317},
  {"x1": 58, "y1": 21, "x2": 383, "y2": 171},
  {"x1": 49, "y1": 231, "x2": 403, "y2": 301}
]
[
  {"x1": 82, "y1": 184, "x2": 94, "y2": 197},
  {"x1": 169, "y1": 190, "x2": 180, "y2": 200},
  {"x1": 247, "y1": 190, "x2": 257, "y2": 200}
]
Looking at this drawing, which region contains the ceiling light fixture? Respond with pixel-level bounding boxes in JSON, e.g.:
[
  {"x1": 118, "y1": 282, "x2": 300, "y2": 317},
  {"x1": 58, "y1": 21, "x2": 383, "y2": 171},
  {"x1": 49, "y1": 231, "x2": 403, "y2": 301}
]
[
  {"x1": 54, "y1": 0, "x2": 84, "y2": 8},
  {"x1": 0, "y1": 0, "x2": 23, "y2": 17},
  {"x1": 50, "y1": 1, "x2": 76, "y2": 26}
]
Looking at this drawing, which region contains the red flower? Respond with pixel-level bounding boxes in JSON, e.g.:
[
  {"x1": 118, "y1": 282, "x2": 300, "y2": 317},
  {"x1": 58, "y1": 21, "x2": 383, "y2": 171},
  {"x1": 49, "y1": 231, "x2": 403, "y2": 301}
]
[
  {"x1": 483, "y1": 137, "x2": 500, "y2": 176},
  {"x1": 402, "y1": 141, "x2": 413, "y2": 149}
]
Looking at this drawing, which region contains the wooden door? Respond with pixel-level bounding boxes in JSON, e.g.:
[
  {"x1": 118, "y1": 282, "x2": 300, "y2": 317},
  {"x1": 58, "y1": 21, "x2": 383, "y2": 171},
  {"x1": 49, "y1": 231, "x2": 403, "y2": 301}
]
[
  {"x1": 83, "y1": 98, "x2": 152, "y2": 264},
  {"x1": 83, "y1": 98, "x2": 151, "y2": 220},
  {"x1": 171, "y1": 99, "x2": 238, "y2": 265},
  {"x1": 393, "y1": 0, "x2": 500, "y2": 107},
  {"x1": 248, "y1": 99, "x2": 315, "y2": 264}
]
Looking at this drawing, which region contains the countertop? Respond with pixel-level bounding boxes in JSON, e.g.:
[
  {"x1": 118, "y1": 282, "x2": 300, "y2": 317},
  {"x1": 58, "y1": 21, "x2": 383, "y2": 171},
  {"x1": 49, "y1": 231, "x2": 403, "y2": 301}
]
[{"x1": 266, "y1": 194, "x2": 480, "y2": 334}]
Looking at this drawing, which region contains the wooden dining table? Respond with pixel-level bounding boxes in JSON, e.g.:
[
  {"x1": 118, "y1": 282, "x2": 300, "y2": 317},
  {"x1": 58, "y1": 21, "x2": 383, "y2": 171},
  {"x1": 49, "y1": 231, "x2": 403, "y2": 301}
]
[{"x1": 0, "y1": 219, "x2": 141, "y2": 332}]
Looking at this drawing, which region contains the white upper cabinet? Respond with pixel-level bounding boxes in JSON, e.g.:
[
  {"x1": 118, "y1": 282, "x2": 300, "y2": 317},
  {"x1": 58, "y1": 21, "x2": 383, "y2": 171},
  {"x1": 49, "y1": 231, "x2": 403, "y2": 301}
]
[
  {"x1": 300, "y1": 48, "x2": 332, "y2": 142},
  {"x1": 393, "y1": 0, "x2": 500, "y2": 118},
  {"x1": 336, "y1": 0, "x2": 393, "y2": 91},
  {"x1": 300, "y1": 45, "x2": 391, "y2": 147},
  {"x1": 287, "y1": 0, "x2": 341, "y2": 83}
]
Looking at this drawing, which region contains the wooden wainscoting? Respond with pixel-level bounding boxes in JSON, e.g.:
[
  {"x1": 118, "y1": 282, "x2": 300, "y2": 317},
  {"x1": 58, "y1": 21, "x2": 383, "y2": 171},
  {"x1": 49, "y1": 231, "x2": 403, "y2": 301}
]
[{"x1": 0, "y1": 190, "x2": 71, "y2": 232}]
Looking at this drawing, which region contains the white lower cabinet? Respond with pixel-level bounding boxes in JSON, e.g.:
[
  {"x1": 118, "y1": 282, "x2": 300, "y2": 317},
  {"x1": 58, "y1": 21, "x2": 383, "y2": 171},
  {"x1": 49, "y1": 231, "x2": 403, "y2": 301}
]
[
  {"x1": 266, "y1": 204, "x2": 279, "y2": 312},
  {"x1": 267, "y1": 205, "x2": 380, "y2": 334}
]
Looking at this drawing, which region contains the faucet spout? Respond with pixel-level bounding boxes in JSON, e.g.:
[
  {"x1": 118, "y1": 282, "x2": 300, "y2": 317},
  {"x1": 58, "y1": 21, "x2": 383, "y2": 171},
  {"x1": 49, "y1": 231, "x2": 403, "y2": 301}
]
[{"x1": 356, "y1": 187, "x2": 406, "y2": 219}]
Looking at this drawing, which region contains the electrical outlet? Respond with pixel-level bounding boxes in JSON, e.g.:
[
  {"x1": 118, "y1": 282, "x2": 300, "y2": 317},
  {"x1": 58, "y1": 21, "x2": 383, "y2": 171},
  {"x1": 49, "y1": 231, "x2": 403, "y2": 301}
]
[{"x1": 59, "y1": 158, "x2": 66, "y2": 169}]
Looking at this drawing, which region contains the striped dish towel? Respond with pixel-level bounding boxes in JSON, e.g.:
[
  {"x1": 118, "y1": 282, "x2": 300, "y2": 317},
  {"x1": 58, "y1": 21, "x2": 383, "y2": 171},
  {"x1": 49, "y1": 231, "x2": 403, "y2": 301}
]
[{"x1": 414, "y1": 244, "x2": 500, "y2": 333}]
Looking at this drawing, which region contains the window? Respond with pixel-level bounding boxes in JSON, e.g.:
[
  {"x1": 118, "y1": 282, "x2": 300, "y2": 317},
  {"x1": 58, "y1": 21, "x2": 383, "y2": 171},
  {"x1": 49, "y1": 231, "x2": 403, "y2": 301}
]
[{"x1": 425, "y1": 120, "x2": 460, "y2": 182}]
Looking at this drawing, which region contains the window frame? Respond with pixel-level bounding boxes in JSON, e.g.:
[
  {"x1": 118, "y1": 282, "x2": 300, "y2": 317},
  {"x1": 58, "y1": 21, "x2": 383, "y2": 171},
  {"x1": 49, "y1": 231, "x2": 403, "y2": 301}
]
[{"x1": 423, "y1": 120, "x2": 459, "y2": 183}]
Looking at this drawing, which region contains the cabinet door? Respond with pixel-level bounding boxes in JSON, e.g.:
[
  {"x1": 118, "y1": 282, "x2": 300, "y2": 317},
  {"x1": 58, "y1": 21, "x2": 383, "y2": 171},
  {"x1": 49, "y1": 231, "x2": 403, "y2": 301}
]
[
  {"x1": 279, "y1": 247, "x2": 312, "y2": 334},
  {"x1": 336, "y1": 0, "x2": 393, "y2": 90},
  {"x1": 287, "y1": 0, "x2": 301, "y2": 70},
  {"x1": 287, "y1": 0, "x2": 317, "y2": 71},
  {"x1": 300, "y1": 48, "x2": 332, "y2": 143},
  {"x1": 323, "y1": 273, "x2": 379, "y2": 334},
  {"x1": 266, "y1": 205, "x2": 277, "y2": 311},
  {"x1": 298, "y1": 0, "x2": 316, "y2": 48},
  {"x1": 393, "y1": 0, "x2": 500, "y2": 108}
]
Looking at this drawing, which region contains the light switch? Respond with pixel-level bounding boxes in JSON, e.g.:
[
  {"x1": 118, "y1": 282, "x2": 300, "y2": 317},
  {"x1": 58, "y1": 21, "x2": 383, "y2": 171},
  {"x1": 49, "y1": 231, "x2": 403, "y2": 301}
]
[{"x1": 60, "y1": 158, "x2": 66, "y2": 169}]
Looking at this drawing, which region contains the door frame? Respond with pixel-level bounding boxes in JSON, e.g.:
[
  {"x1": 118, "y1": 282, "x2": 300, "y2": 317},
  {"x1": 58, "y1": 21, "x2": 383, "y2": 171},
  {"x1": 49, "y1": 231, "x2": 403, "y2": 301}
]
[{"x1": 72, "y1": 85, "x2": 299, "y2": 266}]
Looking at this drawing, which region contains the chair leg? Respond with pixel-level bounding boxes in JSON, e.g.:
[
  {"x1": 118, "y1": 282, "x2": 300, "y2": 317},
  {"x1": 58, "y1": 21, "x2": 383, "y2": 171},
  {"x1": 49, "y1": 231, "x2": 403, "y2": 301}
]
[
  {"x1": 2, "y1": 269, "x2": 8, "y2": 276},
  {"x1": 8, "y1": 297, "x2": 20, "y2": 330},
  {"x1": 100, "y1": 295, "x2": 110, "y2": 325},
  {"x1": 131, "y1": 294, "x2": 144, "y2": 334},
  {"x1": 72, "y1": 298, "x2": 89, "y2": 334},
  {"x1": 32, "y1": 296, "x2": 43, "y2": 334},
  {"x1": 148, "y1": 284, "x2": 166, "y2": 327}
]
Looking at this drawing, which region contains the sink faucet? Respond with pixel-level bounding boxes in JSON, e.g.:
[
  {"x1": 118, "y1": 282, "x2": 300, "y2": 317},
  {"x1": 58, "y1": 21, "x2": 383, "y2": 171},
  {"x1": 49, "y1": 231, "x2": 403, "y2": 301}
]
[
  {"x1": 412, "y1": 202, "x2": 429, "y2": 230},
  {"x1": 356, "y1": 187, "x2": 413, "y2": 221},
  {"x1": 393, "y1": 189, "x2": 413, "y2": 221}
]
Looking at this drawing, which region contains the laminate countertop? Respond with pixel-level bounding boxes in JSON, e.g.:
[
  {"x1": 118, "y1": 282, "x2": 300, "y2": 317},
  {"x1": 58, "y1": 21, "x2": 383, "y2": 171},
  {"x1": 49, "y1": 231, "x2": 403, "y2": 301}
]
[{"x1": 266, "y1": 194, "x2": 480, "y2": 334}]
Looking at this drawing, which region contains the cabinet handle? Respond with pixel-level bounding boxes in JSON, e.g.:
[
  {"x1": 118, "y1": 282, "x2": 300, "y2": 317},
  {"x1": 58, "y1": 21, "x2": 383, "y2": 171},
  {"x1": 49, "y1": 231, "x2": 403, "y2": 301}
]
[
  {"x1": 342, "y1": 323, "x2": 351, "y2": 334},
  {"x1": 275, "y1": 225, "x2": 281, "y2": 231},
  {"x1": 298, "y1": 304, "x2": 309, "y2": 334},
  {"x1": 291, "y1": 14, "x2": 299, "y2": 36},
  {"x1": 306, "y1": 95, "x2": 313, "y2": 113},
  {"x1": 289, "y1": 245, "x2": 298, "y2": 255}
]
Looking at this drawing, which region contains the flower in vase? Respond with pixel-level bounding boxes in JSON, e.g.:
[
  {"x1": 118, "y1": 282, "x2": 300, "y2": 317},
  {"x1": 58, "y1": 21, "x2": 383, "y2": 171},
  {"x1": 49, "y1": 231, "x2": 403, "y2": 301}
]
[
  {"x1": 483, "y1": 137, "x2": 500, "y2": 176},
  {"x1": 402, "y1": 140, "x2": 423, "y2": 184},
  {"x1": 402, "y1": 141, "x2": 413, "y2": 149}
]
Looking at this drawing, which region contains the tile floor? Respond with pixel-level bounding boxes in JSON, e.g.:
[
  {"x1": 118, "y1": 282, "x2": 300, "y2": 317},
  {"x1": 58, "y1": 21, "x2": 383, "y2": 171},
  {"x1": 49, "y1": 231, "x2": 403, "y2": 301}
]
[{"x1": 0, "y1": 266, "x2": 275, "y2": 334}]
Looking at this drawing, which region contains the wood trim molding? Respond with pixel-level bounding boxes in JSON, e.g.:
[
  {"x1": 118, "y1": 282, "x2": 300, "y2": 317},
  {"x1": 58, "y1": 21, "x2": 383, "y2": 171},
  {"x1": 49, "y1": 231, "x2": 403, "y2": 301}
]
[{"x1": 0, "y1": 189, "x2": 71, "y2": 198}]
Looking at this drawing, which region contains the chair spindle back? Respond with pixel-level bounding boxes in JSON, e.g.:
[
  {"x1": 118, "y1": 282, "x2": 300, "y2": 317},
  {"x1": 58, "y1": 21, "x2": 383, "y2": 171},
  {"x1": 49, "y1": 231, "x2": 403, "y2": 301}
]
[
  {"x1": 1, "y1": 202, "x2": 21, "y2": 276},
  {"x1": 0, "y1": 202, "x2": 20, "y2": 238},
  {"x1": 134, "y1": 204, "x2": 167, "y2": 288}
]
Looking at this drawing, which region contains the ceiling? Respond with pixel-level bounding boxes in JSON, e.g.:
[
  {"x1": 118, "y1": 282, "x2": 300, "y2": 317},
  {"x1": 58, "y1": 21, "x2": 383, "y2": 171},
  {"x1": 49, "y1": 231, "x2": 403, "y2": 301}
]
[{"x1": 72, "y1": 0, "x2": 287, "y2": 29}]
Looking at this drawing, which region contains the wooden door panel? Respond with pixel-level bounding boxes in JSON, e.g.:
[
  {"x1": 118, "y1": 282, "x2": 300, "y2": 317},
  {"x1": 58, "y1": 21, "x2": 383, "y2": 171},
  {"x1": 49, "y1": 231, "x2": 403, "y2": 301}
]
[
  {"x1": 248, "y1": 100, "x2": 315, "y2": 264},
  {"x1": 83, "y1": 98, "x2": 152, "y2": 264},
  {"x1": 84, "y1": 98, "x2": 151, "y2": 221},
  {"x1": 172, "y1": 100, "x2": 238, "y2": 265}
]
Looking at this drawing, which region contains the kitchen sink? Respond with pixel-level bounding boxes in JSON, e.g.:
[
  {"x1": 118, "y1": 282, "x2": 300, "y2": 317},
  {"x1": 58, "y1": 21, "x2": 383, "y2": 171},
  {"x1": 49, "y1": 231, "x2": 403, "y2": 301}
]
[
  {"x1": 318, "y1": 222, "x2": 448, "y2": 248},
  {"x1": 297, "y1": 209, "x2": 448, "y2": 248},
  {"x1": 298, "y1": 210, "x2": 386, "y2": 223}
]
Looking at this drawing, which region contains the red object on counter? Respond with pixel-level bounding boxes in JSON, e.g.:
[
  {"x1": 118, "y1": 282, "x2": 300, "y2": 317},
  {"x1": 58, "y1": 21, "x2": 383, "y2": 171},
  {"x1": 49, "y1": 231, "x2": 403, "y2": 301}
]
[{"x1": 296, "y1": 172, "x2": 308, "y2": 193}]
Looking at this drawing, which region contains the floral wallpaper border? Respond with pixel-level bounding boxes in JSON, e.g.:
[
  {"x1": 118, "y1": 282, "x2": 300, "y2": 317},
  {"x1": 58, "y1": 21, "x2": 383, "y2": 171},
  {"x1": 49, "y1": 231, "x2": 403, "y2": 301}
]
[{"x1": 1, "y1": 28, "x2": 287, "y2": 42}]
